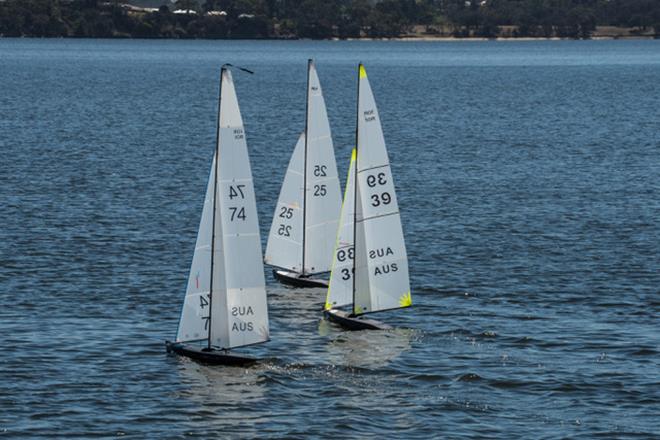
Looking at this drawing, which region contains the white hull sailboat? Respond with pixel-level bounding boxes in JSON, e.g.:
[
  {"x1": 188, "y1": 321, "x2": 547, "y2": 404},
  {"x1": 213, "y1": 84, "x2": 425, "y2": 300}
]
[
  {"x1": 324, "y1": 64, "x2": 412, "y2": 330},
  {"x1": 265, "y1": 59, "x2": 342, "y2": 288},
  {"x1": 166, "y1": 66, "x2": 269, "y2": 365}
]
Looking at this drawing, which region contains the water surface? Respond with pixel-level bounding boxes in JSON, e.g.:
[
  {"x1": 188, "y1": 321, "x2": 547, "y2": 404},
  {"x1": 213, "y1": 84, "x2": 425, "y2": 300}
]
[{"x1": 1, "y1": 39, "x2": 659, "y2": 438}]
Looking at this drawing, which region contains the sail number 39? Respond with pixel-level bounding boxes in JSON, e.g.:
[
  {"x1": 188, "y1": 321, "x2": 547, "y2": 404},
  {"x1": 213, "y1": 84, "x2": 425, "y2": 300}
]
[{"x1": 366, "y1": 172, "x2": 391, "y2": 207}]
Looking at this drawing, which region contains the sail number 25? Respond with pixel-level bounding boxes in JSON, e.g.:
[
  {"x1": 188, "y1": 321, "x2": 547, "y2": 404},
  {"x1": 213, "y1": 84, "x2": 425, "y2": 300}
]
[
  {"x1": 277, "y1": 206, "x2": 294, "y2": 237},
  {"x1": 313, "y1": 164, "x2": 328, "y2": 197}
]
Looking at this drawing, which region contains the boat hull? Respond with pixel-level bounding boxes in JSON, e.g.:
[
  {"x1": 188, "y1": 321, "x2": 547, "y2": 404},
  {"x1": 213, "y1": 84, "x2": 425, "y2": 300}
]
[
  {"x1": 273, "y1": 269, "x2": 328, "y2": 288},
  {"x1": 323, "y1": 309, "x2": 392, "y2": 331},
  {"x1": 165, "y1": 341, "x2": 257, "y2": 366}
]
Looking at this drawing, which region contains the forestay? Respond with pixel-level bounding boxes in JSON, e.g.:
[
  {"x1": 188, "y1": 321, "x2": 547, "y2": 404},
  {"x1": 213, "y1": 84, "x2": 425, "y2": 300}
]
[
  {"x1": 325, "y1": 149, "x2": 356, "y2": 310},
  {"x1": 176, "y1": 68, "x2": 269, "y2": 350},
  {"x1": 265, "y1": 133, "x2": 305, "y2": 272},
  {"x1": 353, "y1": 64, "x2": 411, "y2": 315}
]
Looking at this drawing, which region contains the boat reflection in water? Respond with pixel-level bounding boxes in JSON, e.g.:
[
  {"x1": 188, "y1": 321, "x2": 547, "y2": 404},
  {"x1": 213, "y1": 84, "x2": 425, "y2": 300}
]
[
  {"x1": 319, "y1": 320, "x2": 414, "y2": 369},
  {"x1": 172, "y1": 357, "x2": 268, "y2": 435}
]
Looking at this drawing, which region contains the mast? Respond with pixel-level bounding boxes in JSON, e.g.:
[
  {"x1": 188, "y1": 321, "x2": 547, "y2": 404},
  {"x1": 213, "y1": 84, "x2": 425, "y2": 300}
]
[
  {"x1": 301, "y1": 59, "x2": 311, "y2": 275},
  {"x1": 352, "y1": 63, "x2": 361, "y2": 315},
  {"x1": 207, "y1": 68, "x2": 223, "y2": 350}
]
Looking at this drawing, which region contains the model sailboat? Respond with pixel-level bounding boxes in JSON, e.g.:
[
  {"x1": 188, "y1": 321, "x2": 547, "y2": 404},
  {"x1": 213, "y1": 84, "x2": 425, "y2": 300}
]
[
  {"x1": 324, "y1": 63, "x2": 412, "y2": 330},
  {"x1": 265, "y1": 59, "x2": 341, "y2": 288},
  {"x1": 166, "y1": 66, "x2": 269, "y2": 365}
]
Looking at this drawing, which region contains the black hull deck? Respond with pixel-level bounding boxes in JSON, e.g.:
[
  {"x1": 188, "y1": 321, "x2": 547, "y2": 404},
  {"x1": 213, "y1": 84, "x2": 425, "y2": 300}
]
[
  {"x1": 323, "y1": 309, "x2": 392, "y2": 331},
  {"x1": 273, "y1": 269, "x2": 328, "y2": 288},
  {"x1": 165, "y1": 341, "x2": 257, "y2": 366}
]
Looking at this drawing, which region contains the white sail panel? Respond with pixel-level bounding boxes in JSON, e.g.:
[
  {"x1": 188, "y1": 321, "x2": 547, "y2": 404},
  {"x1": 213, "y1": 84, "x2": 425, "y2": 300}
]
[
  {"x1": 210, "y1": 69, "x2": 269, "y2": 349},
  {"x1": 353, "y1": 65, "x2": 411, "y2": 315},
  {"x1": 325, "y1": 149, "x2": 356, "y2": 310},
  {"x1": 176, "y1": 155, "x2": 216, "y2": 343},
  {"x1": 353, "y1": 213, "x2": 410, "y2": 314},
  {"x1": 355, "y1": 66, "x2": 390, "y2": 171},
  {"x1": 264, "y1": 133, "x2": 305, "y2": 272},
  {"x1": 303, "y1": 61, "x2": 342, "y2": 274}
]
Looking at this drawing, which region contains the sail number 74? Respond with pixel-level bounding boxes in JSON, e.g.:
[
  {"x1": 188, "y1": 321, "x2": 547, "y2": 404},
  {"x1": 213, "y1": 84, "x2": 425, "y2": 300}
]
[{"x1": 228, "y1": 185, "x2": 247, "y2": 222}]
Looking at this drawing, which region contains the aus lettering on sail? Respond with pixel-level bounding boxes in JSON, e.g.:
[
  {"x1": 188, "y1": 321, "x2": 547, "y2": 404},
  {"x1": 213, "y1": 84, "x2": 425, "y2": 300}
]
[
  {"x1": 368, "y1": 245, "x2": 403, "y2": 277},
  {"x1": 231, "y1": 305, "x2": 255, "y2": 332}
]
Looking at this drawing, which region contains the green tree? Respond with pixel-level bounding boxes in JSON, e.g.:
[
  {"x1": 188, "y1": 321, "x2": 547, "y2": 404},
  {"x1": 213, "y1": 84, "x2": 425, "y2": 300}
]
[{"x1": 175, "y1": 0, "x2": 200, "y2": 12}]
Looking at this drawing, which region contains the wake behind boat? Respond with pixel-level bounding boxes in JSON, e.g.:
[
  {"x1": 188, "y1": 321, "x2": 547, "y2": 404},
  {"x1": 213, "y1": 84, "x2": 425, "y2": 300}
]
[
  {"x1": 167, "y1": 66, "x2": 269, "y2": 365},
  {"x1": 265, "y1": 59, "x2": 341, "y2": 288},
  {"x1": 324, "y1": 63, "x2": 412, "y2": 331}
]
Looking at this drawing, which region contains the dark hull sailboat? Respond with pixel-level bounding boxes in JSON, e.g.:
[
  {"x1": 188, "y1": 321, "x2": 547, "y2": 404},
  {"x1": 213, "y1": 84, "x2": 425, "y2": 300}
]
[
  {"x1": 167, "y1": 66, "x2": 270, "y2": 366},
  {"x1": 322, "y1": 64, "x2": 412, "y2": 331},
  {"x1": 166, "y1": 341, "x2": 257, "y2": 366},
  {"x1": 264, "y1": 60, "x2": 342, "y2": 289},
  {"x1": 273, "y1": 269, "x2": 329, "y2": 288},
  {"x1": 323, "y1": 309, "x2": 392, "y2": 331}
]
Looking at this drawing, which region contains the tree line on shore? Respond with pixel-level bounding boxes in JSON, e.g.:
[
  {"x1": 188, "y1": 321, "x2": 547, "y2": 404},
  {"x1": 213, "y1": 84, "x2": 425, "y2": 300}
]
[{"x1": 1, "y1": 0, "x2": 659, "y2": 39}]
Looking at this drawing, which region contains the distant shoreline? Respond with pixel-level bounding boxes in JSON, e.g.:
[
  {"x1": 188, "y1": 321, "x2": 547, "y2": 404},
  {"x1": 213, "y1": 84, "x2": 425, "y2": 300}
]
[
  {"x1": 1, "y1": 24, "x2": 657, "y2": 42},
  {"x1": 2, "y1": 1, "x2": 659, "y2": 42},
  {"x1": 337, "y1": 35, "x2": 658, "y2": 42},
  {"x1": 350, "y1": 26, "x2": 658, "y2": 42},
  {"x1": 1, "y1": 35, "x2": 657, "y2": 41}
]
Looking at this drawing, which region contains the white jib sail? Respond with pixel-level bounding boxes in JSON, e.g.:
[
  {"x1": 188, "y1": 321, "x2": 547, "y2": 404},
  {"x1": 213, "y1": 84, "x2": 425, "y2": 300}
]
[
  {"x1": 211, "y1": 68, "x2": 269, "y2": 349},
  {"x1": 353, "y1": 64, "x2": 411, "y2": 315},
  {"x1": 264, "y1": 133, "x2": 305, "y2": 272},
  {"x1": 303, "y1": 60, "x2": 342, "y2": 274},
  {"x1": 176, "y1": 154, "x2": 216, "y2": 343},
  {"x1": 325, "y1": 148, "x2": 356, "y2": 310}
]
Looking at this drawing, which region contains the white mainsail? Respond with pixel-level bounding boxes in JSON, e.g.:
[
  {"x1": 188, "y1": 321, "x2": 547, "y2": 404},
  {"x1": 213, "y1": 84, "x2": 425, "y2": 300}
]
[
  {"x1": 177, "y1": 68, "x2": 269, "y2": 350},
  {"x1": 325, "y1": 149, "x2": 356, "y2": 310},
  {"x1": 303, "y1": 60, "x2": 341, "y2": 274},
  {"x1": 353, "y1": 64, "x2": 411, "y2": 315},
  {"x1": 265, "y1": 60, "x2": 341, "y2": 275}
]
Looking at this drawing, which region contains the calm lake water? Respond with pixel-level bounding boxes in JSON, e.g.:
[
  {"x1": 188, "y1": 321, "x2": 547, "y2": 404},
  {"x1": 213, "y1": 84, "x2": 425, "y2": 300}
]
[{"x1": 1, "y1": 39, "x2": 659, "y2": 438}]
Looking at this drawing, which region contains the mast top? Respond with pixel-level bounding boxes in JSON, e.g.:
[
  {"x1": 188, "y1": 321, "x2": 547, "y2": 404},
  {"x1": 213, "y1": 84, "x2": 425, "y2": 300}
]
[{"x1": 221, "y1": 63, "x2": 254, "y2": 75}]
